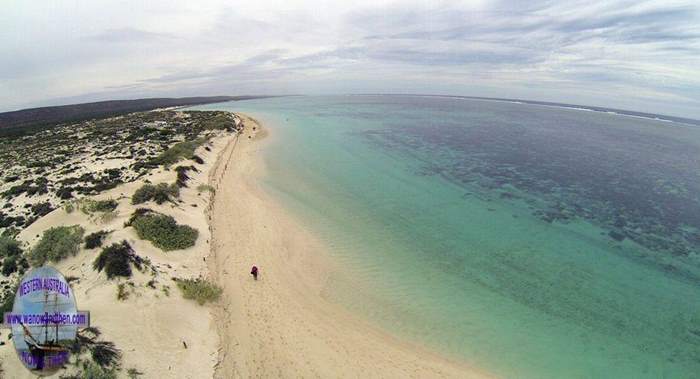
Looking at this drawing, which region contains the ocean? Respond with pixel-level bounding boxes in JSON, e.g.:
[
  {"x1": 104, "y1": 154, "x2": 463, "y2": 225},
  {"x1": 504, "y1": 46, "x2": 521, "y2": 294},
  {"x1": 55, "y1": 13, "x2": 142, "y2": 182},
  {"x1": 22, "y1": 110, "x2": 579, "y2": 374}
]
[{"x1": 190, "y1": 95, "x2": 700, "y2": 378}]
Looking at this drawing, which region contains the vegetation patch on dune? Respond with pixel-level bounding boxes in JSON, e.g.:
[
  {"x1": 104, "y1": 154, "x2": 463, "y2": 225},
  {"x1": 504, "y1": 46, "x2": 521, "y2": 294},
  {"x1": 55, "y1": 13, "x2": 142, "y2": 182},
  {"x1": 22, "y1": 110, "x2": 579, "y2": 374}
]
[
  {"x1": 149, "y1": 138, "x2": 206, "y2": 167},
  {"x1": 81, "y1": 199, "x2": 118, "y2": 213},
  {"x1": 196, "y1": 184, "x2": 215, "y2": 194},
  {"x1": 0, "y1": 235, "x2": 27, "y2": 276},
  {"x1": 174, "y1": 165, "x2": 198, "y2": 188},
  {"x1": 29, "y1": 225, "x2": 84, "y2": 266},
  {"x1": 93, "y1": 240, "x2": 144, "y2": 279},
  {"x1": 131, "y1": 183, "x2": 179, "y2": 205},
  {"x1": 127, "y1": 209, "x2": 198, "y2": 251},
  {"x1": 66, "y1": 326, "x2": 122, "y2": 378},
  {"x1": 65, "y1": 198, "x2": 118, "y2": 215},
  {"x1": 0, "y1": 280, "x2": 18, "y2": 314},
  {"x1": 84, "y1": 230, "x2": 110, "y2": 249},
  {"x1": 0, "y1": 109, "x2": 242, "y2": 233},
  {"x1": 175, "y1": 277, "x2": 222, "y2": 305}
]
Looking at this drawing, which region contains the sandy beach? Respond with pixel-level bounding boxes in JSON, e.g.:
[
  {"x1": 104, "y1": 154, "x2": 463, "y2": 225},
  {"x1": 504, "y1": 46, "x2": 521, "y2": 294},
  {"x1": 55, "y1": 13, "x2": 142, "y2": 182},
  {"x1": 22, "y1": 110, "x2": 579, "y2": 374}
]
[{"x1": 208, "y1": 115, "x2": 491, "y2": 378}]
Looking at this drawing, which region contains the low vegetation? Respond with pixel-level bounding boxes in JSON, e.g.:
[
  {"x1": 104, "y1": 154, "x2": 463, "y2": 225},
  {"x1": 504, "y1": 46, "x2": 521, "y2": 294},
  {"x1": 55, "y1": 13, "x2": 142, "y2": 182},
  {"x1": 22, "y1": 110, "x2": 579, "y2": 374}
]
[
  {"x1": 29, "y1": 225, "x2": 84, "y2": 266},
  {"x1": 93, "y1": 240, "x2": 144, "y2": 279},
  {"x1": 84, "y1": 230, "x2": 110, "y2": 249},
  {"x1": 127, "y1": 209, "x2": 198, "y2": 251},
  {"x1": 0, "y1": 280, "x2": 18, "y2": 314},
  {"x1": 131, "y1": 183, "x2": 179, "y2": 205},
  {"x1": 0, "y1": 235, "x2": 26, "y2": 276},
  {"x1": 175, "y1": 277, "x2": 222, "y2": 305},
  {"x1": 80, "y1": 199, "x2": 118, "y2": 213},
  {"x1": 196, "y1": 184, "x2": 215, "y2": 194},
  {"x1": 175, "y1": 165, "x2": 198, "y2": 188},
  {"x1": 63, "y1": 327, "x2": 122, "y2": 379},
  {"x1": 116, "y1": 282, "x2": 130, "y2": 301},
  {"x1": 150, "y1": 138, "x2": 206, "y2": 167}
]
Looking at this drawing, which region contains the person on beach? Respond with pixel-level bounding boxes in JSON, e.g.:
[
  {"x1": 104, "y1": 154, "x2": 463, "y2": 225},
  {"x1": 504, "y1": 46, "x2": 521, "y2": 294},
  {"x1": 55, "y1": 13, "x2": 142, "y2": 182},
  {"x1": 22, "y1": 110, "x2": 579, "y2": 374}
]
[{"x1": 251, "y1": 265, "x2": 258, "y2": 280}]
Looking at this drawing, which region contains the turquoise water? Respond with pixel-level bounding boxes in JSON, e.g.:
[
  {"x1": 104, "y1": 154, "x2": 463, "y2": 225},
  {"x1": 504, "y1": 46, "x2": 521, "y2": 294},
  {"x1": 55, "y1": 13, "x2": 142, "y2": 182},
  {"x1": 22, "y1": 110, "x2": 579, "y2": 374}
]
[{"x1": 191, "y1": 96, "x2": 700, "y2": 378}]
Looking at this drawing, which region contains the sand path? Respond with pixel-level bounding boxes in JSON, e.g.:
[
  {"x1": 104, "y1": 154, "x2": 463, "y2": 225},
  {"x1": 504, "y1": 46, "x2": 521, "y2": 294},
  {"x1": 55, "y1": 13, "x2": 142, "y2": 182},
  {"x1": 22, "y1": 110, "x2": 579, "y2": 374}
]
[{"x1": 208, "y1": 115, "x2": 492, "y2": 378}]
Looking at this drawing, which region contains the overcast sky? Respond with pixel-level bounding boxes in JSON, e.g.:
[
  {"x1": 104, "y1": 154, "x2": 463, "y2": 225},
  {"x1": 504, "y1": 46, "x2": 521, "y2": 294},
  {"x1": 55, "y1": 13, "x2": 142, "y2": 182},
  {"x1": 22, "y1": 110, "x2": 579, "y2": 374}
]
[{"x1": 1, "y1": 0, "x2": 699, "y2": 118}]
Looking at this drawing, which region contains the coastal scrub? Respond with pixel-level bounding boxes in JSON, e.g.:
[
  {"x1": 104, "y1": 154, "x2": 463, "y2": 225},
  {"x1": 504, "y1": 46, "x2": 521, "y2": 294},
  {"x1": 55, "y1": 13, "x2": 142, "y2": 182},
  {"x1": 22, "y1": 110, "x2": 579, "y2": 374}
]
[
  {"x1": 129, "y1": 210, "x2": 198, "y2": 251},
  {"x1": 84, "y1": 230, "x2": 110, "y2": 249},
  {"x1": 150, "y1": 138, "x2": 206, "y2": 167},
  {"x1": 93, "y1": 240, "x2": 144, "y2": 279},
  {"x1": 29, "y1": 225, "x2": 84, "y2": 265},
  {"x1": 131, "y1": 183, "x2": 179, "y2": 205},
  {"x1": 175, "y1": 277, "x2": 222, "y2": 305}
]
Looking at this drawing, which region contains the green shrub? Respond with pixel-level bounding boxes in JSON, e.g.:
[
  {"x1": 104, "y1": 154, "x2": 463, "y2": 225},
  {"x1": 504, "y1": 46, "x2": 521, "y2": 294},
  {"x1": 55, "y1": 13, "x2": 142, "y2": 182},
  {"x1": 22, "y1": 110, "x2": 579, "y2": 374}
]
[
  {"x1": 2, "y1": 255, "x2": 21, "y2": 276},
  {"x1": 124, "y1": 208, "x2": 151, "y2": 227},
  {"x1": 196, "y1": 184, "x2": 215, "y2": 194},
  {"x1": 78, "y1": 198, "x2": 118, "y2": 214},
  {"x1": 174, "y1": 165, "x2": 197, "y2": 188},
  {"x1": 0, "y1": 280, "x2": 18, "y2": 314},
  {"x1": 0, "y1": 235, "x2": 23, "y2": 258},
  {"x1": 130, "y1": 211, "x2": 198, "y2": 251},
  {"x1": 150, "y1": 139, "x2": 205, "y2": 166},
  {"x1": 92, "y1": 199, "x2": 118, "y2": 212},
  {"x1": 79, "y1": 360, "x2": 118, "y2": 379},
  {"x1": 131, "y1": 183, "x2": 179, "y2": 205},
  {"x1": 191, "y1": 155, "x2": 204, "y2": 164},
  {"x1": 93, "y1": 241, "x2": 143, "y2": 279},
  {"x1": 116, "y1": 283, "x2": 129, "y2": 301},
  {"x1": 29, "y1": 225, "x2": 84, "y2": 266},
  {"x1": 84, "y1": 230, "x2": 110, "y2": 249},
  {"x1": 127, "y1": 368, "x2": 144, "y2": 379},
  {"x1": 175, "y1": 278, "x2": 222, "y2": 305},
  {"x1": 98, "y1": 210, "x2": 118, "y2": 224}
]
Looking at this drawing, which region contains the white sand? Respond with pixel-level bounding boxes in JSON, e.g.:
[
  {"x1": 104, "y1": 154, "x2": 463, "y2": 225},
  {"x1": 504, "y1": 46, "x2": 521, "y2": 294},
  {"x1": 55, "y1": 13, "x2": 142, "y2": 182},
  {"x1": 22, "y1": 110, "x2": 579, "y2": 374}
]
[{"x1": 208, "y1": 115, "x2": 493, "y2": 378}]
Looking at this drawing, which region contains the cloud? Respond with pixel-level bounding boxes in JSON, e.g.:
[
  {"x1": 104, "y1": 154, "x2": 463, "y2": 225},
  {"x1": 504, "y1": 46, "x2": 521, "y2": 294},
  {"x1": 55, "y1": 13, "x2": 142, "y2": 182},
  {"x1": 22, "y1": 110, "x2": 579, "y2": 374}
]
[
  {"x1": 1, "y1": 0, "x2": 699, "y2": 119},
  {"x1": 86, "y1": 27, "x2": 176, "y2": 43}
]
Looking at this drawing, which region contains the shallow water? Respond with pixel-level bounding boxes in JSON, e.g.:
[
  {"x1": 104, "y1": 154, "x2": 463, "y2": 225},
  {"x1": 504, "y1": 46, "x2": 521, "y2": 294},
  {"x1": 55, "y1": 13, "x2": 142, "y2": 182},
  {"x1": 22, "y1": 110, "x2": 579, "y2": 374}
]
[{"x1": 191, "y1": 96, "x2": 700, "y2": 378}]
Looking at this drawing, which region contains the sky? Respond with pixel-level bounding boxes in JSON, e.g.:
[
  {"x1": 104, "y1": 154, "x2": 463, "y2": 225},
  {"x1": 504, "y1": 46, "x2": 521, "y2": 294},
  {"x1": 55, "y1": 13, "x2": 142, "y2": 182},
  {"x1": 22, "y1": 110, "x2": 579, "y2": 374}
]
[{"x1": 1, "y1": 0, "x2": 699, "y2": 119}]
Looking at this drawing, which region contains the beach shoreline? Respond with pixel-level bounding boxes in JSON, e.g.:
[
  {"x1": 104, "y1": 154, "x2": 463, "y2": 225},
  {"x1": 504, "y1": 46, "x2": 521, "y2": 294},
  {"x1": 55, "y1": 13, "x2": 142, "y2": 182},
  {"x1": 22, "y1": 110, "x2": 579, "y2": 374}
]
[{"x1": 207, "y1": 114, "x2": 491, "y2": 378}]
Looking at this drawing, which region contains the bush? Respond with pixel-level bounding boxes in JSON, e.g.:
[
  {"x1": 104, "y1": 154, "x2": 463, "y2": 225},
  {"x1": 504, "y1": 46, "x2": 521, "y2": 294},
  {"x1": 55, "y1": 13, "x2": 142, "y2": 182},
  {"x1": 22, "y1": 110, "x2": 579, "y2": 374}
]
[
  {"x1": 0, "y1": 280, "x2": 18, "y2": 314},
  {"x1": 79, "y1": 361, "x2": 117, "y2": 379},
  {"x1": 131, "y1": 183, "x2": 179, "y2": 205},
  {"x1": 127, "y1": 368, "x2": 144, "y2": 379},
  {"x1": 84, "y1": 230, "x2": 109, "y2": 249},
  {"x1": 0, "y1": 235, "x2": 23, "y2": 258},
  {"x1": 130, "y1": 211, "x2": 198, "y2": 251},
  {"x1": 1, "y1": 255, "x2": 26, "y2": 276},
  {"x1": 0, "y1": 235, "x2": 25, "y2": 276},
  {"x1": 196, "y1": 184, "x2": 215, "y2": 194},
  {"x1": 98, "y1": 210, "x2": 118, "y2": 224},
  {"x1": 56, "y1": 187, "x2": 74, "y2": 200},
  {"x1": 150, "y1": 139, "x2": 205, "y2": 166},
  {"x1": 93, "y1": 241, "x2": 143, "y2": 279},
  {"x1": 174, "y1": 166, "x2": 197, "y2": 188},
  {"x1": 79, "y1": 198, "x2": 118, "y2": 214},
  {"x1": 29, "y1": 225, "x2": 84, "y2": 266},
  {"x1": 31, "y1": 202, "x2": 54, "y2": 217},
  {"x1": 175, "y1": 278, "x2": 222, "y2": 305},
  {"x1": 116, "y1": 283, "x2": 129, "y2": 301}
]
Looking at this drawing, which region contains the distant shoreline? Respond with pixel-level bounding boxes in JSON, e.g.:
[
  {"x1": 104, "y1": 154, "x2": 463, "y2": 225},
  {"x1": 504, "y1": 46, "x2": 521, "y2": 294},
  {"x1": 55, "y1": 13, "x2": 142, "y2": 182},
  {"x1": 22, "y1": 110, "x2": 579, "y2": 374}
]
[{"x1": 343, "y1": 93, "x2": 700, "y2": 127}]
